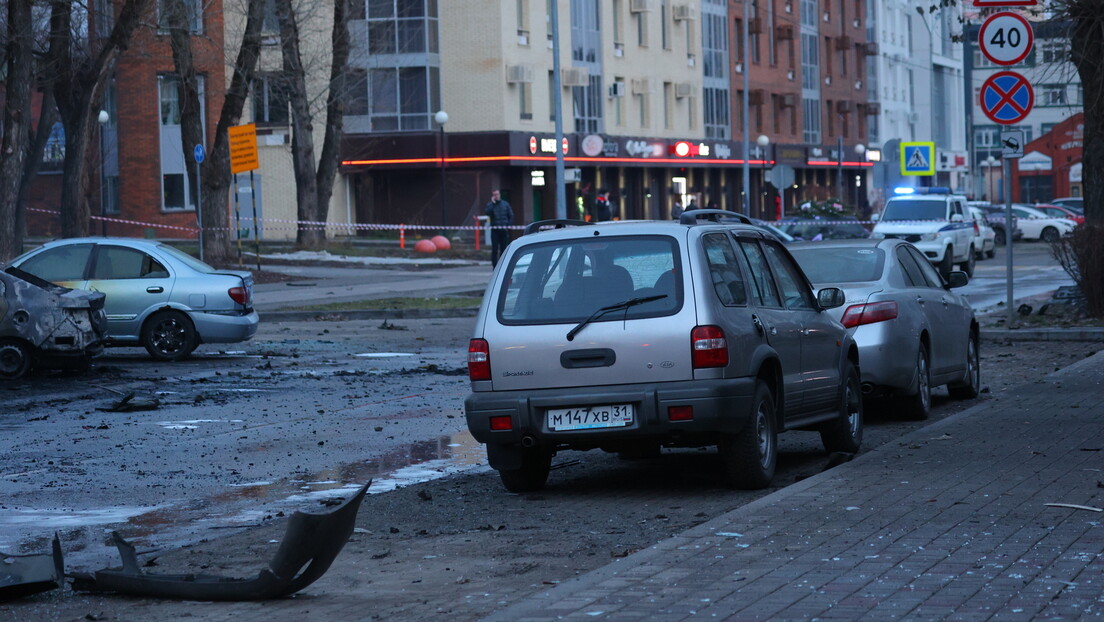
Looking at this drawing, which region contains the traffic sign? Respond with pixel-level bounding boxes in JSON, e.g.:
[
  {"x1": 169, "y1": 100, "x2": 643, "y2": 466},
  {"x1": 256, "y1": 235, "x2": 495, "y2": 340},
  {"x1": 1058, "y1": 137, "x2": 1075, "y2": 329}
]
[
  {"x1": 228, "y1": 124, "x2": 260, "y2": 174},
  {"x1": 193, "y1": 144, "x2": 205, "y2": 164},
  {"x1": 900, "y1": 142, "x2": 935, "y2": 176},
  {"x1": 1001, "y1": 130, "x2": 1025, "y2": 159},
  {"x1": 979, "y1": 12, "x2": 1033, "y2": 66},
  {"x1": 767, "y1": 164, "x2": 795, "y2": 190},
  {"x1": 972, "y1": 0, "x2": 1036, "y2": 6},
  {"x1": 980, "y1": 71, "x2": 1034, "y2": 125}
]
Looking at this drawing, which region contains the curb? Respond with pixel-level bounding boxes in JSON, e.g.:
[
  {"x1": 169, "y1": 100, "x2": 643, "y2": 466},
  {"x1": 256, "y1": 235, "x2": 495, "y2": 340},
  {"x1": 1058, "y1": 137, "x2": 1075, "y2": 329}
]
[
  {"x1": 981, "y1": 327, "x2": 1104, "y2": 341},
  {"x1": 258, "y1": 307, "x2": 480, "y2": 322}
]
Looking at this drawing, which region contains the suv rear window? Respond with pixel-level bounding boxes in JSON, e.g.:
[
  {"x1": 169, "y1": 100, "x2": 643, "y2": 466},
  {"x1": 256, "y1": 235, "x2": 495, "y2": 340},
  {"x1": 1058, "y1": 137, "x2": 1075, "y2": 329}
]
[
  {"x1": 881, "y1": 200, "x2": 947, "y2": 221},
  {"x1": 498, "y1": 235, "x2": 682, "y2": 324}
]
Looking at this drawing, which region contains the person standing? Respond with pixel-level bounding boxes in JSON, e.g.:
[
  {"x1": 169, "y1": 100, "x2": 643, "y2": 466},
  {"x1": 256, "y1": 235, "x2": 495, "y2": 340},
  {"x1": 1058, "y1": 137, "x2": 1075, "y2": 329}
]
[
  {"x1": 484, "y1": 189, "x2": 514, "y2": 267},
  {"x1": 591, "y1": 189, "x2": 613, "y2": 222}
]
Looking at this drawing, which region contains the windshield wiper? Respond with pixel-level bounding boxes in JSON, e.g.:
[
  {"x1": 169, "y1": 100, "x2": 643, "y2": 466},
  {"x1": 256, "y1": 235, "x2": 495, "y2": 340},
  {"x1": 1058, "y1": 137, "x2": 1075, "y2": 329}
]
[{"x1": 566, "y1": 294, "x2": 667, "y2": 341}]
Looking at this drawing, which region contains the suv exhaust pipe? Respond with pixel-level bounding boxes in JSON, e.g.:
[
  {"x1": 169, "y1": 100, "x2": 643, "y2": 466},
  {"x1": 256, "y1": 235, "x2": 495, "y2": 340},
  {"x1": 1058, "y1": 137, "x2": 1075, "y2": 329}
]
[
  {"x1": 521, "y1": 435, "x2": 537, "y2": 448},
  {"x1": 861, "y1": 382, "x2": 875, "y2": 395}
]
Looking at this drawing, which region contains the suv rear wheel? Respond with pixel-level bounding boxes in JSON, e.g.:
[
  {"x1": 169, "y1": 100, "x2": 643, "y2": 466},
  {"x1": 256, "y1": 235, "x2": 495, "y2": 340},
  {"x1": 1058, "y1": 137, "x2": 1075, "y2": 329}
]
[
  {"x1": 497, "y1": 445, "x2": 553, "y2": 493},
  {"x1": 819, "y1": 363, "x2": 863, "y2": 454},
  {"x1": 719, "y1": 380, "x2": 777, "y2": 490},
  {"x1": 959, "y1": 246, "x2": 975, "y2": 278}
]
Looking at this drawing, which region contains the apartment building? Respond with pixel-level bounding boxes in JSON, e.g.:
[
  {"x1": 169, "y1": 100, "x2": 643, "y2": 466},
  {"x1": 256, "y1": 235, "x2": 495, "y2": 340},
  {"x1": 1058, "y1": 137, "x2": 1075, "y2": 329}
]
[{"x1": 864, "y1": 0, "x2": 967, "y2": 208}]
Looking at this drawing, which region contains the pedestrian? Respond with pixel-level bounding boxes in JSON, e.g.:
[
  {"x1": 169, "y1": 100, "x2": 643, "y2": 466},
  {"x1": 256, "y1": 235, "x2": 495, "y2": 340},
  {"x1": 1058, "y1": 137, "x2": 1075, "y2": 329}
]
[
  {"x1": 484, "y1": 189, "x2": 514, "y2": 268},
  {"x1": 591, "y1": 189, "x2": 613, "y2": 222},
  {"x1": 686, "y1": 198, "x2": 698, "y2": 212},
  {"x1": 672, "y1": 199, "x2": 684, "y2": 220}
]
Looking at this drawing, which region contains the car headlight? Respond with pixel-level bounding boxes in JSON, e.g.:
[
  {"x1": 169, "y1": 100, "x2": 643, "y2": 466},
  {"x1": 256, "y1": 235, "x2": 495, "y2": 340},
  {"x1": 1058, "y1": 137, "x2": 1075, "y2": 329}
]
[
  {"x1": 870, "y1": 232, "x2": 886, "y2": 240},
  {"x1": 920, "y1": 232, "x2": 941, "y2": 241}
]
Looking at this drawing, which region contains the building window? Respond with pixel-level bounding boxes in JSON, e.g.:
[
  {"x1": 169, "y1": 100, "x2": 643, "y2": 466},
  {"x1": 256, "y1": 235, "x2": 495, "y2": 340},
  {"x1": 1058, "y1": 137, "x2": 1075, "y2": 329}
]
[
  {"x1": 702, "y1": 14, "x2": 727, "y2": 79},
  {"x1": 1040, "y1": 39, "x2": 1068, "y2": 64},
  {"x1": 613, "y1": 77, "x2": 625, "y2": 126},
  {"x1": 801, "y1": 33, "x2": 819, "y2": 90},
  {"x1": 368, "y1": 65, "x2": 440, "y2": 130},
  {"x1": 803, "y1": 97, "x2": 821, "y2": 144},
  {"x1": 367, "y1": 0, "x2": 439, "y2": 55},
  {"x1": 637, "y1": 10, "x2": 648, "y2": 46},
  {"x1": 262, "y1": 0, "x2": 279, "y2": 35},
  {"x1": 1039, "y1": 84, "x2": 1068, "y2": 106},
  {"x1": 612, "y1": 0, "x2": 624, "y2": 46},
  {"x1": 519, "y1": 82, "x2": 533, "y2": 120},
  {"x1": 253, "y1": 73, "x2": 291, "y2": 125},
  {"x1": 517, "y1": 0, "x2": 530, "y2": 45},
  {"x1": 663, "y1": 81, "x2": 673, "y2": 129},
  {"x1": 638, "y1": 91, "x2": 649, "y2": 128},
  {"x1": 158, "y1": 75, "x2": 206, "y2": 213},
  {"x1": 158, "y1": 0, "x2": 202, "y2": 33},
  {"x1": 749, "y1": 1, "x2": 760, "y2": 65},
  {"x1": 347, "y1": 69, "x2": 370, "y2": 116},
  {"x1": 703, "y1": 87, "x2": 729, "y2": 139},
  {"x1": 661, "y1": 0, "x2": 669, "y2": 49},
  {"x1": 573, "y1": 75, "x2": 603, "y2": 132}
]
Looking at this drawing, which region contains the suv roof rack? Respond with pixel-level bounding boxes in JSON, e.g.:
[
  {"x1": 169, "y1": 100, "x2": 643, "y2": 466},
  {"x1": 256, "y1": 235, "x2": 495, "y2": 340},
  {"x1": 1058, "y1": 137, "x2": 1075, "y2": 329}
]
[
  {"x1": 523, "y1": 219, "x2": 594, "y2": 235},
  {"x1": 679, "y1": 209, "x2": 751, "y2": 225}
]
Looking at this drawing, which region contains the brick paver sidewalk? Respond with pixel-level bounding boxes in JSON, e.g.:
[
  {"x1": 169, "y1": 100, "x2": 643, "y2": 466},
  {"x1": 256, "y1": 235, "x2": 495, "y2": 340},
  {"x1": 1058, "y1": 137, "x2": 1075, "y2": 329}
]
[{"x1": 487, "y1": 351, "x2": 1104, "y2": 621}]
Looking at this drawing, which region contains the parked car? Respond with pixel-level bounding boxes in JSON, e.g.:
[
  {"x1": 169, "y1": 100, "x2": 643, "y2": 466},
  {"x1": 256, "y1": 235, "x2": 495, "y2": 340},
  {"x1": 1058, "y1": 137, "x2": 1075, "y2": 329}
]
[
  {"x1": 11, "y1": 238, "x2": 259, "y2": 361},
  {"x1": 978, "y1": 204, "x2": 1022, "y2": 245},
  {"x1": 465, "y1": 210, "x2": 862, "y2": 492},
  {"x1": 0, "y1": 266, "x2": 107, "y2": 379},
  {"x1": 871, "y1": 188, "x2": 975, "y2": 278},
  {"x1": 1034, "y1": 203, "x2": 1085, "y2": 225},
  {"x1": 1009, "y1": 205, "x2": 1077, "y2": 242},
  {"x1": 967, "y1": 206, "x2": 997, "y2": 259},
  {"x1": 778, "y1": 215, "x2": 871, "y2": 241},
  {"x1": 1050, "y1": 197, "x2": 1083, "y2": 210},
  {"x1": 788, "y1": 239, "x2": 980, "y2": 420}
]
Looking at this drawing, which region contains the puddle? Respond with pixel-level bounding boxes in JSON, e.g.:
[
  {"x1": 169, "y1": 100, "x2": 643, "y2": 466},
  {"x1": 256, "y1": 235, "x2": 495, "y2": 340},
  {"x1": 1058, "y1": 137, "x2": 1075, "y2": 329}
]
[
  {"x1": 355, "y1": 352, "x2": 416, "y2": 358},
  {"x1": 0, "y1": 430, "x2": 488, "y2": 569},
  {"x1": 152, "y1": 419, "x2": 245, "y2": 430}
]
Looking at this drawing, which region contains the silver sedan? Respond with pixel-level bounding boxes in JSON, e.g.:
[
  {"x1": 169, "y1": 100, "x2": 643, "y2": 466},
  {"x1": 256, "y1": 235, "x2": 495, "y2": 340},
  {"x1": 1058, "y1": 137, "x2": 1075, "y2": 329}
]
[
  {"x1": 789, "y1": 239, "x2": 980, "y2": 419},
  {"x1": 12, "y1": 237, "x2": 259, "y2": 361}
]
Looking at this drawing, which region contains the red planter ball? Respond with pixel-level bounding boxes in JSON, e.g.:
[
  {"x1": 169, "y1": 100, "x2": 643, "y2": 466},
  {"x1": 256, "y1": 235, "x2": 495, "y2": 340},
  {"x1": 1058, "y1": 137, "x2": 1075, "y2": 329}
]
[
  {"x1": 431, "y1": 235, "x2": 452, "y2": 250},
  {"x1": 414, "y1": 239, "x2": 437, "y2": 253}
]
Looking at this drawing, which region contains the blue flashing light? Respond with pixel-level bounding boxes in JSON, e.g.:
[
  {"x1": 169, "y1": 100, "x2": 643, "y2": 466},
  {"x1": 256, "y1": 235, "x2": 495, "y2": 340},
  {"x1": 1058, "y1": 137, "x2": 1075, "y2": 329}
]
[{"x1": 892, "y1": 187, "x2": 916, "y2": 195}]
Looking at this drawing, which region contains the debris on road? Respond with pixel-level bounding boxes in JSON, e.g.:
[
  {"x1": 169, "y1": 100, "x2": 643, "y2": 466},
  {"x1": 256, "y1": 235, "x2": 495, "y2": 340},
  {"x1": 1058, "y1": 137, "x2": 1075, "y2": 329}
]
[
  {"x1": 0, "y1": 534, "x2": 64, "y2": 602},
  {"x1": 69, "y1": 483, "x2": 369, "y2": 600}
]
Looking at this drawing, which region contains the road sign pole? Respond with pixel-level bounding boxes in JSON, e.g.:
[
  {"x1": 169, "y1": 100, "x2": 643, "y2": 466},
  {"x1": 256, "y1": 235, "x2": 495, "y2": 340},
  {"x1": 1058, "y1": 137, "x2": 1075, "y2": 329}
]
[
  {"x1": 1004, "y1": 159, "x2": 1015, "y2": 326},
  {"x1": 194, "y1": 144, "x2": 205, "y2": 263}
]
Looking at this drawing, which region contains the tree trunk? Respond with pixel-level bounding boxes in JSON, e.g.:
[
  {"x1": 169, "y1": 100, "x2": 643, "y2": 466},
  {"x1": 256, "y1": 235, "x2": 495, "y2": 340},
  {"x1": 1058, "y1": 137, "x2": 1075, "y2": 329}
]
[
  {"x1": 17, "y1": 92, "x2": 60, "y2": 253},
  {"x1": 1069, "y1": 2, "x2": 1104, "y2": 224},
  {"x1": 50, "y1": 0, "x2": 152, "y2": 239},
  {"x1": 0, "y1": 0, "x2": 35, "y2": 261},
  {"x1": 276, "y1": 0, "x2": 323, "y2": 250},
  {"x1": 315, "y1": 0, "x2": 350, "y2": 225}
]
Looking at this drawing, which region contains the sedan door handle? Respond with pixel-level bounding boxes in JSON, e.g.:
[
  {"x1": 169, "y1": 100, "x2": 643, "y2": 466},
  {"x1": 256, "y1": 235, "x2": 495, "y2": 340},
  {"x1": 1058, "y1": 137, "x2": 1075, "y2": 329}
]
[
  {"x1": 916, "y1": 296, "x2": 925, "y2": 304},
  {"x1": 146, "y1": 286, "x2": 164, "y2": 294}
]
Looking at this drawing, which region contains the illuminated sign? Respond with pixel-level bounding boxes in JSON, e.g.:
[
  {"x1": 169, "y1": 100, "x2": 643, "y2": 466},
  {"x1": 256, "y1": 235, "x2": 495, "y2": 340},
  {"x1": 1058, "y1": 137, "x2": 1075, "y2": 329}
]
[{"x1": 669, "y1": 141, "x2": 712, "y2": 158}]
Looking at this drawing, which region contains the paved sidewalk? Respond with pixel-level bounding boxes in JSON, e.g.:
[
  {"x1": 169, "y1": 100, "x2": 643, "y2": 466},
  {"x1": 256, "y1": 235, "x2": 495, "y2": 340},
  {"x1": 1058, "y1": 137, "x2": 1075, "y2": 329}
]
[{"x1": 487, "y1": 351, "x2": 1104, "y2": 621}]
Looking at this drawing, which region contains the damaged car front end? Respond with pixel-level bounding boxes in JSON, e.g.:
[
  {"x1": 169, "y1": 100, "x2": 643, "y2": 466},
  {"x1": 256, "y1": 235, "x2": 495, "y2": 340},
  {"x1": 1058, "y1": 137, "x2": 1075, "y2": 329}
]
[{"x1": 0, "y1": 266, "x2": 107, "y2": 380}]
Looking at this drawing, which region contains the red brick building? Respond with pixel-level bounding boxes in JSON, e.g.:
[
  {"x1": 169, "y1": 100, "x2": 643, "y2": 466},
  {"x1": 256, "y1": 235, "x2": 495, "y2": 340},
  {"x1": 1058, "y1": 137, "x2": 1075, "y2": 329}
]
[{"x1": 1012, "y1": 112, "x2": 1083, "y2": 204}]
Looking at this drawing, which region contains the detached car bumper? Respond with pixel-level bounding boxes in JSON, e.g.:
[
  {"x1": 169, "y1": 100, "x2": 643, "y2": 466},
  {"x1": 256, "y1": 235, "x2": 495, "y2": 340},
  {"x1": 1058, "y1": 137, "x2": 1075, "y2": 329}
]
[{"x1": 465, "y1": 377, "x2": 758, "y2": 450}]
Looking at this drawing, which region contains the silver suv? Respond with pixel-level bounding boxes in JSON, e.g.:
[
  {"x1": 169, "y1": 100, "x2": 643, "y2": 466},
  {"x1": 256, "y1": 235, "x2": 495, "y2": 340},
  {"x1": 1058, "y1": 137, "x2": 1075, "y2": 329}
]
[{"x1": 464, "y1": 211, "x2": 863, "y2": 492}]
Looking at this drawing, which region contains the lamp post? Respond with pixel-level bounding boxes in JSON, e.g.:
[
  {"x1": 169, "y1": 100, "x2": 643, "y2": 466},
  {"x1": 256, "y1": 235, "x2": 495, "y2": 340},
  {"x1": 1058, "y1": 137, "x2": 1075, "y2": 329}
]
[
  {"x1": 854, "y1": 143, "x2": 866, "y2": 212},
  {"x1": 434, "y1": 110, "x2": 449, "y2": 233},
  {"x1": 97, "y1": 109, "x2": 109, "y2": 236},
  {"x1": 756, "y1": 134, "x2": 770, "y2": 216},
  {"x1": 836, "y1": 135, "x2": 844, "y2": 202}
]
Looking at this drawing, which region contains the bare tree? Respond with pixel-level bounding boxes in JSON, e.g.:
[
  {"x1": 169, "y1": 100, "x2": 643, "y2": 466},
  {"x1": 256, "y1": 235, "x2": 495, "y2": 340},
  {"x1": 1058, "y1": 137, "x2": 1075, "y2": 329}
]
[
  {"x1": 163, "y1": 0, "x2": 267, "y2": 265},
  {"x1": 0, "y1": 0, "x2": 36, "y2": 260},
  {"x1": 48, "y1": 0, "x2": 152, "y2": 239},
  {"x1": 274, "y1": 0, "x2": 349, "y2": 250}
]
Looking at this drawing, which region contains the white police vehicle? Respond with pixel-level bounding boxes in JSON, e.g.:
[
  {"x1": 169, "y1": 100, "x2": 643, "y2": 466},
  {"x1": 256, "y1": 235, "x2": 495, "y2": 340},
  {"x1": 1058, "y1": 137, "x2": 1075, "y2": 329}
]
[{"x1": 871, "y1": 188, "x2": 977, "y2": 278}]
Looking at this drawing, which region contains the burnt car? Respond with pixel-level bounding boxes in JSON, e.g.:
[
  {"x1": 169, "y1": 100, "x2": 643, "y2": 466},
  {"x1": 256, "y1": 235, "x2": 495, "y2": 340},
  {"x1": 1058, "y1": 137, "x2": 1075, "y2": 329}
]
[{"x1": 0, "y1": 266, "x2": 107, "y2": 379}]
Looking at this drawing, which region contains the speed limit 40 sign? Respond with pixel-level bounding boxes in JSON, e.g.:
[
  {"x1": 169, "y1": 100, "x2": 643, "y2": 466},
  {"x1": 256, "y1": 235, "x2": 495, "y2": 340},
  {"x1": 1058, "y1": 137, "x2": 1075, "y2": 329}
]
[{"x1": 979, "y1": 11, "x2": 1034, "y2": 66}]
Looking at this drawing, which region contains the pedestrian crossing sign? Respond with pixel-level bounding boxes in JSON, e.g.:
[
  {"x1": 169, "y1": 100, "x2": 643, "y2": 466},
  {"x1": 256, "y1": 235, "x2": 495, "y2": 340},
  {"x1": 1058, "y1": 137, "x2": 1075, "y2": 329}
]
[{"x1": 900, "y1": 142, "x2": 936, "y2": 176}]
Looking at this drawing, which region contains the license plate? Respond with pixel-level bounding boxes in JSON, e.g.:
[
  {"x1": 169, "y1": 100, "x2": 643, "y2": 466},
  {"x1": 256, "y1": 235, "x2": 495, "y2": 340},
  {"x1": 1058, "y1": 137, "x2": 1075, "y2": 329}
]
[{"x1": 546, "y1": 404, "x2": 634, "y2": 431}]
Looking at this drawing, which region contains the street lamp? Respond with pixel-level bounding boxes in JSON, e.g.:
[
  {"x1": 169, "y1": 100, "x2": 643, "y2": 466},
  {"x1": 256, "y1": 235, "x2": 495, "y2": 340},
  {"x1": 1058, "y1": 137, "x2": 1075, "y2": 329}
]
[
  {"x1": 756, "y1": 135, "x2": 770, "y2": 216},
  {"x1": 97, "y1": 109, "x2": 109, "y2": 237},
  {"x1": 854, "y1": 144, "x2": 866, "y2": 212},
  {"x1": 434, "y1": 110, "x2": 449, "y2": 233}
]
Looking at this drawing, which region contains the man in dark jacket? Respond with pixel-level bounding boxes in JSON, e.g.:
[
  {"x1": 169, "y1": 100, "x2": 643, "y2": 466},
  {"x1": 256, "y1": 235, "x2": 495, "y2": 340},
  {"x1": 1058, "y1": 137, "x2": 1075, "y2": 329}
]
[
  {"x1": 484, "y1": 189, "x2": 514, "y2": 267},
  {"x1": 591, "y1": 190, "x2": 614, "y2": 222}
]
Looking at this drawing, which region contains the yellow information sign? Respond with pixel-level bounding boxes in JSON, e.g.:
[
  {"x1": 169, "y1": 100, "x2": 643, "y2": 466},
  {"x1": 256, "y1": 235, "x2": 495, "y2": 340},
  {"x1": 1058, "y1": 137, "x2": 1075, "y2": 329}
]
[{"x1": 228, "y1": 123, "x2": 259, "y2": 174}]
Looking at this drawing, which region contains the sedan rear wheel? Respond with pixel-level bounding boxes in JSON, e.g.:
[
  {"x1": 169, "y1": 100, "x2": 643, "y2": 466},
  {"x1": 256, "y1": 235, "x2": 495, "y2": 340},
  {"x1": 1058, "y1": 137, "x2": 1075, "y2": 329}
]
[
  {"x1": 994, "y1": 228, "x2": 1007, "y2": 246},
  {"x1": 0, "y1": 339, "x2": 32, "y2": 380},
  {"x1": 720, "y1": 380, "x2": 777, "y2": 490},
  {"x1": 141, "y1": 310, "x2": 198, "y2": 361},
  {"x1": 1041, "y1": 226, "x2": 1060, "y2": 243},
  {"x1": 901, "y1": 343, "x2": 931, "y2": 420},
  {"x1": 948, "y1": 331, "x2": 981, "y2": 400}
]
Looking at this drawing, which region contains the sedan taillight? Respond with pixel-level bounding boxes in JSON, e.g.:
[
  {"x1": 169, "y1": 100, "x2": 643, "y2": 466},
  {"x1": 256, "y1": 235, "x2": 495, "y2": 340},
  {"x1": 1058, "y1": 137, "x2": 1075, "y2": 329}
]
[
  {"x1": 691, "y1": 325, "x2": 728, "y2": 368},
  {"x1": 468, "y1": 339, "x2": 491, "y2": 381},
  {"x1": 228, "y1": 286, "x2": 250, "y2": 305},
  {"x1": 841, "y1": 301, "x2": 899, "y2": 328}
]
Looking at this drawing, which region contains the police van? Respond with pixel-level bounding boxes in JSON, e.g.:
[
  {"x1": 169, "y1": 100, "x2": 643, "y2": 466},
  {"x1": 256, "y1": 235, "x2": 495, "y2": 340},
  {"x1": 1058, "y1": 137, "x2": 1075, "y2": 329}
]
[{"x1": 871, "y1": 188, "x2": 977, "y2": 278}]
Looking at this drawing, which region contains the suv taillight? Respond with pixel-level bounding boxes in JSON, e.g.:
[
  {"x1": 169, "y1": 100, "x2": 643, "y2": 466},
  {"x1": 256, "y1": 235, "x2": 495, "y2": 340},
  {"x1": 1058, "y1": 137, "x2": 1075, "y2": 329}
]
[
  {"x1": 228, "y1": 286, "x2": 250, "y2": 305},
  {"x1": 691, "y1": 325, "x2": 728, "y2": 368},
  {"x1": 840, "y1": 301, "x2": 898, "y2": 328},
  {"x1": 468, "y1": 339, "x2": 491, "y2": 381}
]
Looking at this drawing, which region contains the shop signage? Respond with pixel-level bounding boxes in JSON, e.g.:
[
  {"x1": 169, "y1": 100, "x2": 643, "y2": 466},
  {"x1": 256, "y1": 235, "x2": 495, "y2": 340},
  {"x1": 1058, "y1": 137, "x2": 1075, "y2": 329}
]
[
  {"x1": 624, "y1": 139, "x2": 665, "y2": 158},
  {"x1": 713, "y1": 143, "x2": 732, "y2": 159},
  {"x1": 581, "y1": 134, "x2": 605, "y2": 157}
]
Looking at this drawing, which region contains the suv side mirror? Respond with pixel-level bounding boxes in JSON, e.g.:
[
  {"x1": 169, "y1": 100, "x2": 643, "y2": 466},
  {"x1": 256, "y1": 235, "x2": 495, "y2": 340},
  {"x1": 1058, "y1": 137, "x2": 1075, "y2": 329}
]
[
  {"x1": 945, "y1": 271, "x2": 969, "y2": 289},
  {"x1": 817, "y1": 287, "x2": 846, "y2": 310}
]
